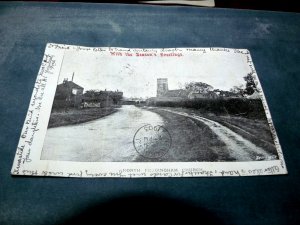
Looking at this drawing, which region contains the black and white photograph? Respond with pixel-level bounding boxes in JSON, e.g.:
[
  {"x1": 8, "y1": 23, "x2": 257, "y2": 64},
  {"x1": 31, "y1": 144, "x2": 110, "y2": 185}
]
[
  {"x1": 40, "y1": 47, "x2": 279, "y2": 163},
  {"x1": 11, "y1": 44, "x2": 286, "y2": 177}
]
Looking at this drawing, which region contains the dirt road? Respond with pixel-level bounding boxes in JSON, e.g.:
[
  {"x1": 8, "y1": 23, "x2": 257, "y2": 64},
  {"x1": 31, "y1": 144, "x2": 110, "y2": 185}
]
[
  {"x1": 41, "y1": 105, "x2": 165, "y2": 161},
  {"x1": 160, "y1": 108, "x2": 274, "y2": 161},
  {"x1": 41, "y1": 105, "x2": 276, "y2": 162}
]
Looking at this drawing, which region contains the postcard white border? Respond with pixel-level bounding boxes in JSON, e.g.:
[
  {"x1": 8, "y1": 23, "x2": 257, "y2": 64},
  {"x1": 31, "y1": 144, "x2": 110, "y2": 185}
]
[{"x1": 11, "y1": 43, "x2": 287, "y2": 178}]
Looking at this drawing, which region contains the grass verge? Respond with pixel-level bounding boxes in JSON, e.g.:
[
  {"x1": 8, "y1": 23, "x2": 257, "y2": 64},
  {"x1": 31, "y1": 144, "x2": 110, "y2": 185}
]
[
  {"x1": 47, "y1": 107, "x2": 118, "y2": 128},
  {"x1": 156, "y1": 107, "x2": 278, "y2": 158},
  {"x1": 134, "y1": 108, "x2": 231, "y2": 162}
]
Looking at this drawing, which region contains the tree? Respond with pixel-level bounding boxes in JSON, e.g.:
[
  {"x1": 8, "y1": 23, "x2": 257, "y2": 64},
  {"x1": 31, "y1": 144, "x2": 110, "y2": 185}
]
[
  {"x1": 230, "y1": 85, "x2": 245, "y2": 97},
  {"x1": 243, "y1": 73, "x2": 257, "y2": 95},
  {"x1": 177, "y1": 82, "x2": 184, "y2": 89},
  {"x1": 184, "y1": 82, "x2": 213, "y2": 93},
  {"x1": 84, "y1": 90, "x2": 98, "y2": 98}
]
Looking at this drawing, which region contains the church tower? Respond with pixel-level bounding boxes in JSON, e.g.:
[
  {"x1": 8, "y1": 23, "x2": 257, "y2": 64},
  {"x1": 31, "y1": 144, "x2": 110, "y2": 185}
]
[{"x1": 157, "y1": 78, "x2": 168, "y2": 97}]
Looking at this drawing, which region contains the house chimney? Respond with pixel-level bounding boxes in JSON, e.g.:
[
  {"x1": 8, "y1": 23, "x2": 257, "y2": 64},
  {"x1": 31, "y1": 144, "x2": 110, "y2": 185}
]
[{"x1": 72, "y1": 72, "x2": 74, "y2": 82}]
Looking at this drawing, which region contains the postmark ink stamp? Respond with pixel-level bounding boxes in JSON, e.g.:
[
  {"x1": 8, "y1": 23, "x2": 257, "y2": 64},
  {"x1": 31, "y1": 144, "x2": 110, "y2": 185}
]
[{"x1": 133, "y1": 124, "x2": 172, "y2": 159}]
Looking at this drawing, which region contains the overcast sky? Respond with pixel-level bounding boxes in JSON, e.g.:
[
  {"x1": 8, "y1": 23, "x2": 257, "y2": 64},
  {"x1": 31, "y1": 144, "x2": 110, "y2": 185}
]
[{"x1": 58, "y1": 49, "x2": 252, "y2": 98}]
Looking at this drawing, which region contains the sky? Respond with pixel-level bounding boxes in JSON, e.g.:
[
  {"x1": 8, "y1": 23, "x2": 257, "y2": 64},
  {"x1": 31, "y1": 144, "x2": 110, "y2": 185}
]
[{"x1": 58, "y1": 49, "x2": 252, "y2": 98}]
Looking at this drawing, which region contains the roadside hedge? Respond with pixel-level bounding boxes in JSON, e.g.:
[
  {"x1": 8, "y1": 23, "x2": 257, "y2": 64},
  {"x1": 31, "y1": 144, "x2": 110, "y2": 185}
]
[{"x1": 147, "y1": 98, "x2": 267, "y2": 119}]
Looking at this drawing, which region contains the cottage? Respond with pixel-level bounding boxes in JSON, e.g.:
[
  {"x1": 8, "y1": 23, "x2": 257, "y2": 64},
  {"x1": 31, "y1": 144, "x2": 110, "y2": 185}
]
[{"x1": 53, "y1": 79, "x2": 84, "y2": 108}]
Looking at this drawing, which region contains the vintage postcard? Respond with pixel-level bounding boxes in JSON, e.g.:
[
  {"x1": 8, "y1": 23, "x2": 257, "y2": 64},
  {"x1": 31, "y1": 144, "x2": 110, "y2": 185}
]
[{"x1": 11, "y1": 44, "x2": 287, "y2": 177}]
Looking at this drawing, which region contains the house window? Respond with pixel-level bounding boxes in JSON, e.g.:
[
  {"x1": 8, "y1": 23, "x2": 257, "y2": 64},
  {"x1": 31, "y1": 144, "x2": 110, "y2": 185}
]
[{"x1": 72, "y1": 88, "x2": 79, "y2": 95}]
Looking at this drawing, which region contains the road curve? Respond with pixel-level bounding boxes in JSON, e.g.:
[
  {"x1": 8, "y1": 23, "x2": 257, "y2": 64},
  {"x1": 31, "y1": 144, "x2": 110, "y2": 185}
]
[
  {"x1": 161, "y1": 108, "x2": 273, "y2": 161},
  {"x1": 41, "y1": 105, "x2": 165, "y2": 162}
]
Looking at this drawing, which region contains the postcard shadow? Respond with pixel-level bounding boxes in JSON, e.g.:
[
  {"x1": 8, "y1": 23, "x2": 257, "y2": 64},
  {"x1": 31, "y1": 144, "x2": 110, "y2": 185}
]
[{"x1": 60, "y1": 194, "x2": 225, "y2": 225}]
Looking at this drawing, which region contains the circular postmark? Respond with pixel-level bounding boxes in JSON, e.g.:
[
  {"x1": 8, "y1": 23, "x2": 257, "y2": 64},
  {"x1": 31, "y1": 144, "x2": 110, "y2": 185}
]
[{"x1": 133, "y1": 124, "x2": 172, "y2": 159}]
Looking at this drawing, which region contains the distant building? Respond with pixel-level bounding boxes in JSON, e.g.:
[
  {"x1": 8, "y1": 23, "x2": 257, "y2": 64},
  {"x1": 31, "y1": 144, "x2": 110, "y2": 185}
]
[
  {"x1": 99, "y1": 90, "x2": 123, "y2": 105},
  {"x1": 163, "y1": 89, "x2": 189, "y2": 98},
  {"x1": 213, "y1": 89, "x2": 242, "y2": 98},
  {"x1": 155, "y1": 78, "x2": 219, "y2": 101},
  {"x1": 188, "y1": 91, "x2": 218, "y2": 99},
  {"x1": 82, "y1": 90, "x2": 123, "y2": 108},
  {"x1": 157, "y1": 78, "x2": 168, "y2": 97},
  {"x1": 53, "y1": 78, "x2": 84, "y2": 108},
  {"x1": 151, "y1": 78, "x2": 243, "y2": 105},
  {"x1": 83, "y1": 95, "x2": 113, "y2": 108}
]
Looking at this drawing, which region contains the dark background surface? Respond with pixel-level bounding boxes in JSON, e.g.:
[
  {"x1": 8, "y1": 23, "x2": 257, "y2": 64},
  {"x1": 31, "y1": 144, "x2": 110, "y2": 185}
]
[
  {"x1": 0, "y1": 2, "x2": 299, "y2": 225},
  {"x1": 19, "y1": 0, "x2": 300, "y2": 12}
]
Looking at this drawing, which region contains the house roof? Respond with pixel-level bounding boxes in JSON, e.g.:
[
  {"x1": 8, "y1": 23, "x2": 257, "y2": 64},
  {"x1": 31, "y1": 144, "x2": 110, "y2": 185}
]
[
  {"x1": 58, "y1": 81, "x2": 84, "y2": 90},
  {"x1": 163, "y1": 89, "x2": 188, "y2": 98}
]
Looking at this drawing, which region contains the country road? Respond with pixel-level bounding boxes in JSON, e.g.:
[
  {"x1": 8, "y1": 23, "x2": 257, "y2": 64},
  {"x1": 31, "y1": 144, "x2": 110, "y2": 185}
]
[
  {"x1": 41, "y1": 105, "x2": 165, "y2": 161},
  {"x1": 160, "y1": 108, "x2": 273, "y2": 161},
  {"x1": 41, "y1": 105, "x2": 275, "y2": 162}
]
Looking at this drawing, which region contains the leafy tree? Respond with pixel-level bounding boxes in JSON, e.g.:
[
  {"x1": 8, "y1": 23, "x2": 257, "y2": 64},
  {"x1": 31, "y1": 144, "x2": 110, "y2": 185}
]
[
  {"x1": 185, "y1": 82, "x2": 213, "y2": 93},
  {"x1": 84, "y1": 90, "x2": 97, "y2": 98},
  {"x1": 243, "y1": 73, "x2": 257, "y2": 95},
  {"x1": 230, "y1": 85, "x2": 245, "y2": 97}
]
